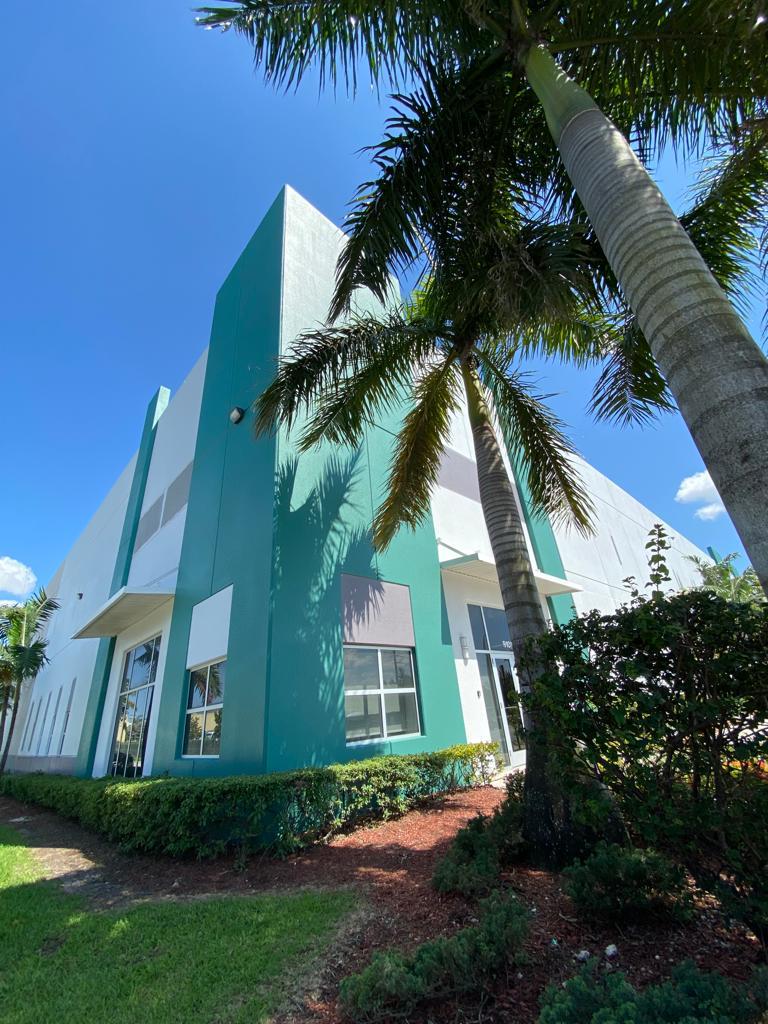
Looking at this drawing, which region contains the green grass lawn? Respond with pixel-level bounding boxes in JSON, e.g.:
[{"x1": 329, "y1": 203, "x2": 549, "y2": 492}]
[{"x1": 0, "y1": 824, "x2": 355, "y2": 1024}]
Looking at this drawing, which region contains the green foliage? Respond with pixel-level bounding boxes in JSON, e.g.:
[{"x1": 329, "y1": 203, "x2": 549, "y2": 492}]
[
  {"x1": 688, "y1": 551, "x2": 766, "y2": 606},
  {"x1": 564, "y1": 844, "x2": 692, "y2": 922},
  {"x1": 538, "y1": 960, "x2": 768, "y2": 1024},
  {"x1": 527, "y1": 586, "x2": 768, "y2": 942},
  {"x1": 0, "y1": 743, "x2": 497, "y2": 859},
  {"x1": 339, "y1": 890, "x2": 528, "y2": 1023},
  {"x1": 0, "y1": 589, "x2": 61, "y2": 770},
  {"x1": 433, "y1": 774, "x2": 525, "y2": 896}
]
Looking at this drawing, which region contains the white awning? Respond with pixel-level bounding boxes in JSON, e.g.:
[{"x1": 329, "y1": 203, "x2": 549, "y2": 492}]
[
  {"x1": 439, "y1": 553, "x2": 581, "y2": 596},
  {"x1": 72, "y1": 587, "x2": 175, "y2": 639}
]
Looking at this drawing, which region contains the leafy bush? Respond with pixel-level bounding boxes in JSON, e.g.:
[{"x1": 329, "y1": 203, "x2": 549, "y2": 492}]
[
  {"x1": 538, "y1": 960, "x2": 768, "y2": 1024},
  {"x1": 339, "y1": 890, "x2": 528, "y2": 1022},
  {"x1": 564, "y1": 843, "x2": 692, "y2": 922},
  {"x1": 0, "y1": 743, "x2": 498, "y2": 859},
  {"x1": 433, "y1": 774, "x2": 525, "y2": 896},
  {"x1": 527, "y1": 589, "x2": 768, "y2": 942}
]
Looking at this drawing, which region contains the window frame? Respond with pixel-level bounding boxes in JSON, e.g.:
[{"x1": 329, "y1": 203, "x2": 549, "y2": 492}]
[
  {"x1": 181, "y1": 658, "x2": 226, "y2": 759},
  {"x1": 109, "y1": 632, "x2": 162, "y2": 779},
  {"x1": 343, "y1": 644, "x2": 421, "y2": 746}
]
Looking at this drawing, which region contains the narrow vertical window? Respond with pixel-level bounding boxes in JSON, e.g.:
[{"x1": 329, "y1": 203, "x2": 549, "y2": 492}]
[
  {"x1": 182, "y1": 660, "x2": 225, "y2": 757},
  {"x1": 109, "y1": 635, "x2": 160, "y2": 778},
  {"x1": 58, "y1": 678, "x2": 76, "y2": 756}
]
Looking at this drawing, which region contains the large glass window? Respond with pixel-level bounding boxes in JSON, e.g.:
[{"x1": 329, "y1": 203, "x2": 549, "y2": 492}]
[
  {"x1": 110, "y1": 635, "x2": 160, "y2": 778},
  {"x1": 344, "y1": 646, "x2": 420, "y2": 743},
  {"x1": 183, "y1": 660, "x2": 225, "y2": 757}
]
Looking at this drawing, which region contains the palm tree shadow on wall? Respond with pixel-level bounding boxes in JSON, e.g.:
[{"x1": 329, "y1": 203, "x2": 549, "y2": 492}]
[{"x1": 267, "y1": 452, "x2": 384, "y2": 769}]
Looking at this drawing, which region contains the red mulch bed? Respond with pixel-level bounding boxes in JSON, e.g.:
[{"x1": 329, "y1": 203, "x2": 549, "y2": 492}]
[{"x1": 0, "y1": 788, "x2": 760, "y2": 1023}]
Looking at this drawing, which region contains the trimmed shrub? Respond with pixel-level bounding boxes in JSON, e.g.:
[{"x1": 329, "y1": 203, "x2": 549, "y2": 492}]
[
  {"x1": 527, "y1": 590, "x2": 768, "y2": 942},
  {"x1": 433, "y1": 773, "x2": 525, "y2": 896},
  {"x1": 564, "y1": 843, "x2": 693, "y2": 922},
  {"x1": 538, "y1": 960, "x2": 768, "y2": 1024},
  {"x1": 339, "y1": 890, "x2": 528, "y2": 1022},
  {"x1": 0, "y1": 742, "x2": 498, "y2": 859}
]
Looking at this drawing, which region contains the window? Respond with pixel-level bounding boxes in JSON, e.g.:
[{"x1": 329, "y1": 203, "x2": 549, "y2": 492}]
[
  {"x1": 183, "y1": 660, "x2": 225, "y2": 757},
  {"x1": 343, "y1": 646, "x2": 420, "y2": 743},
  {"x1": 110, "y1": 635, "x2": 160, "y2": 778},
  {"x1": 162, "y1": 462, "x2": 193, "y2": 526},
  {"x1": 57, "y1": 678, "x2": 76, "y2": 756}
]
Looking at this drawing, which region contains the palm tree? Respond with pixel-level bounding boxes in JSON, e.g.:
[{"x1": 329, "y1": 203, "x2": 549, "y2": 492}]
[
  {"x1": 0, "y1": 590, "x2": 59, "y2": 773},
  {"x1": 198, "y1": 0, "x2": 768, "y2": 590},
  {"x1": 688, "y1": 552, "x2": 766, "y2": 606},
  {"x1": 255, "y1": 139, "x2": 639, "y2": 857},
  {"x1": 0, "y1": 647, "x2": 13, "y2": 757}
]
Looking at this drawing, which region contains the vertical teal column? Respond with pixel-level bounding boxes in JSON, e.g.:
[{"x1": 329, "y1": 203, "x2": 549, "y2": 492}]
[
  {"x1": 73, "y1": 386, "x2": 170, "y2": 777},
  {"x1": 149, "y1": 190, "x2": 285, "y2": 776}
]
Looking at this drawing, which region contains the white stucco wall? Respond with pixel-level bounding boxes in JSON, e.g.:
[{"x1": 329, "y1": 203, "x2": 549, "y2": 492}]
[
  {"x1": 127, "y1": 349, "x2": 207, "y2": 591},
  {"x1": 12, "y1": 457, "x2": 137, "y2": 762},
  {"x1": 553, "y1": 457, "x2": 705, "y2": 615},
  {"x1": 14, "y1": 350, "x2": 208, "y2": 768}
]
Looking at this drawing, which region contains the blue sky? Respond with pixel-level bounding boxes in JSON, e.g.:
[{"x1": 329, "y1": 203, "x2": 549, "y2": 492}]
[{"x1": 0, "y1": 2, "x2": 761, "y2": 600}]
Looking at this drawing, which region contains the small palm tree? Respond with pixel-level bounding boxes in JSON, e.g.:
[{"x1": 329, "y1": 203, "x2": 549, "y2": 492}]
[
  {"x1": 688, "y1": 553, "x2": 766, "y2": 606},
  {"x1": 199, "y1": 0, "x2": 768, "y2": 590},
  {"x1": 0, "y1": 647, "x2": 13, "y2": 758},
  {"x1": 0, "y1": 590, "x2": 59, "y2": 773}
]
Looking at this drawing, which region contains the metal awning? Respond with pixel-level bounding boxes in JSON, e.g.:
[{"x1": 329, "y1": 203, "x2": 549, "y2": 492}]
[
  {"x1": 439, "y1": 553, "x2": 581, "y2": 596},
  {"x1": 72, "y1": 587, "x2": 175, "y2": 639}
]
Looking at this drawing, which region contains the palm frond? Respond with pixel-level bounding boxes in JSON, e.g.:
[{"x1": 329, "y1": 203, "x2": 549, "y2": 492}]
[
  {"x1": 589, "y1": 317, "x2": 675, "y2": 426},
  {"x1": 255, "y1": 310, "x2": 442, "y2": 439},
  {"x1": 680, "y1": 126, "x2": 768, "y2": 318},
  {"x1": 5, "y1": 640, "x2": 49, "y2": 681},
  {"x1": 545, "y1": 0, "x2": 767, "y2": 159},
  {"x1": 331, "y1": 59, "x2": 554, "y2": 321},
  {"x1": 296, "y1": 314, "x2": 444, "y2": 449},
  {"x1": 372, "y1": 356, "x2": 461, "y2": 549},
  {"x1": 476, "y1": 348, "x2": 594, "y2": 536},
  {"x1": 195, "y1": 1, "x2": 482, "y2": 91}
]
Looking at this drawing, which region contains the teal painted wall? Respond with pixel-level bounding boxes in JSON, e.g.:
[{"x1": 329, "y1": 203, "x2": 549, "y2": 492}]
[
  {"x1": 149, "y1": 187, "x2": 466, "y2": 777},
  {"x1": 150, "y1": 191, "x2": 285, "y2": 776},
  {"x1": 265, "y1": 424, "x2": 466, "y2": 771},
  {"x1": 74, "y1": 386, "x2": 169, "y2": 777}
]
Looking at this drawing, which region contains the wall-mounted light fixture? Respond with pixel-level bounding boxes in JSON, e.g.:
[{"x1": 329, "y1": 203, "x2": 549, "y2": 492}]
[
  {"x1": 459, "y1": 635, "x2": 470, "y2": 661},
  {"x1": 229, "y1": 406, "x2": 246, "y2": 425}
]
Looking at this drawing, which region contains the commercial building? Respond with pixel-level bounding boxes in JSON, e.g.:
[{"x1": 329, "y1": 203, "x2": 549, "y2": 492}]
[{"x1": 8, "y1": 188, "x2": 704, "y2": 778}]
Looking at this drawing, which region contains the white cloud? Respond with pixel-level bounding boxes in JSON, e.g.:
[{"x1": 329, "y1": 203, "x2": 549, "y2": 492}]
[
  {"x1": 695, "y1": 502, "x2": 725, "y2": 521},
  {"x1": 0, "y1": 556, "x2": 37, "y2": 597},
  {"x1": 675, "y1": 470, "x2": 725, "y2": 521}
]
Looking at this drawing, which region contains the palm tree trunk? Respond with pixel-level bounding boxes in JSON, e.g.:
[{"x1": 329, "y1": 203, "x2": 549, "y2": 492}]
[
  {"x1": 0, "y1": 684, "x2": 20, "y2": 774},
  {"x1": 524, "y1": 45, "x2": 768, "y2": 593},
  {"x1": 461, "y1": 358, "x2": 559, "y2": 861},
  {"x1": 0, "y1": 686, "x2": 10, "y2": 753}
]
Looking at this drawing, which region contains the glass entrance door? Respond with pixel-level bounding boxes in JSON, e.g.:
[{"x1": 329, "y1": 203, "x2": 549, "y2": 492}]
[
  {"x1": 477, "y1": 654, "x2": 511, "y2": 764},
  {"x1": 494, "y1": 657, "x2": 526, "y2": 753},
  {"x1": 468, "y1": 604, "x2": 527, "y2": 763}
]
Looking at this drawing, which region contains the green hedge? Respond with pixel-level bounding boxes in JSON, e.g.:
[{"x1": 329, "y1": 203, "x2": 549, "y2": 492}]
[{"x1": 0, "y1": 743, "x2": 498, "y2": 859}]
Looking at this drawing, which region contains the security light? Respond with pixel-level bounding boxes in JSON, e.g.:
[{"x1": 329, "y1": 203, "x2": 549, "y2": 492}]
[{"x1": 229, "y1": 406, "x2": 245, "y2": 425}]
